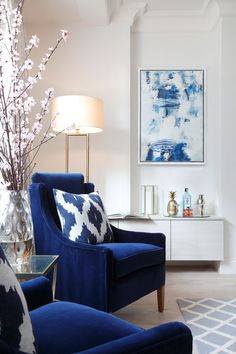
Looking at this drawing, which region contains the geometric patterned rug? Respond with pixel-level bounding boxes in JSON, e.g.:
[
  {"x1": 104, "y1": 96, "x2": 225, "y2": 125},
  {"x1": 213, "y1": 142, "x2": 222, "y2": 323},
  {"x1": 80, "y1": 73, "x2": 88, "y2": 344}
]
[{"x1": 177, "y1": 298, "x2": 236, "y2": 354}]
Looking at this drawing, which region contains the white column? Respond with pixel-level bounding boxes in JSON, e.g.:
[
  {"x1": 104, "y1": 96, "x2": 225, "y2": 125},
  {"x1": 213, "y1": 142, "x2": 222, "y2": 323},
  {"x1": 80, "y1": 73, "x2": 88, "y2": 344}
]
[{"x1": 219, "y1": 15, "x2": 236, "y2": 273}]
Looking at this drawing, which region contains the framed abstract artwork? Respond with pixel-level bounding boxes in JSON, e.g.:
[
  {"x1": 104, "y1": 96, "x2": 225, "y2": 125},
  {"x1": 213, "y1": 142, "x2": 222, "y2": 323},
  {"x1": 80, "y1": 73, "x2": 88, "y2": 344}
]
[{"x1": 139, "y1": 69, "x2": 205, "y2": 164}]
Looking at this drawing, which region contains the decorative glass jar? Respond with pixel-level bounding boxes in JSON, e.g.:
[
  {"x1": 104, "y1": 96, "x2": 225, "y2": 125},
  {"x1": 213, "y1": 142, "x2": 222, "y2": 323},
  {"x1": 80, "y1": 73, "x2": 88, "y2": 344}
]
[{"x1": 0, "y1": 190, "x2": 34, "y2": 267}]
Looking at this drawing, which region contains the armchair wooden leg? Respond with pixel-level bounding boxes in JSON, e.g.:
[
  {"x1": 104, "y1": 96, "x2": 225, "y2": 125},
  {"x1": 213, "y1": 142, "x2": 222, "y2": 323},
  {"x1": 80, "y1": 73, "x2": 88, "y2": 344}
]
[{"x1": 157, "y1": 285, "x2": 165, "y2": 312}]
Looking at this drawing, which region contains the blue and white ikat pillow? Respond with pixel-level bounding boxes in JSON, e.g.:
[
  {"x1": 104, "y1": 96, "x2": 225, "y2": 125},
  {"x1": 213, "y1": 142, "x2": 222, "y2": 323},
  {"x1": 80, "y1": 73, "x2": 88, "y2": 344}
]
[
  {"x1": 0, "y1": 245, "x2": 36, "y2": 353},
  {"x1": 53, "y1": 190, "x2": 114, "y2": 244}
]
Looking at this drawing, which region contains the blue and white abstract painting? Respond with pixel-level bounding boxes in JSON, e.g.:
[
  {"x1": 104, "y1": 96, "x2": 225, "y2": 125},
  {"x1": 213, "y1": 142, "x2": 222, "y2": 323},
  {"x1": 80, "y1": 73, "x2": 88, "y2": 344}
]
[{"x1": 139, "y1": 70, "x2": 204, "y2": 163}]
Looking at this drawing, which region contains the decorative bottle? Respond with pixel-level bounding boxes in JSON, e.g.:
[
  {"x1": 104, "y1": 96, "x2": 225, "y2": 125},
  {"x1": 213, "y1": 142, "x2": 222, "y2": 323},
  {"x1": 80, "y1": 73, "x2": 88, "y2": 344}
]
[
  {"x1": 182, "y1": 188, "x2": 192, "y2": 217},
  {"x1": 167, "y1": 191, "x2": 178, "y2": 216},
  {"x1": 196, "y1": 194, "x2": 205, "y2": 216}
]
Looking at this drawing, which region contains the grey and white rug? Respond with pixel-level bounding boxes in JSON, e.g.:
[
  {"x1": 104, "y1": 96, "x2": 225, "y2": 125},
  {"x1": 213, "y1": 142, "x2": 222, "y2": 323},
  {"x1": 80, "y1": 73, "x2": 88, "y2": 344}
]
[{"x1": 177, "y1": 298, "x2": 236, "y2": 354}]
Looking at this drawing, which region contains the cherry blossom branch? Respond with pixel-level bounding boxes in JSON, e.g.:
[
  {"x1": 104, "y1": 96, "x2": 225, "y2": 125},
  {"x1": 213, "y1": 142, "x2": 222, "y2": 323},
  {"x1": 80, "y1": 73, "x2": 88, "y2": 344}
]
[{"x1": 0, "y1": 0, "x2": 68, "y2": 189}]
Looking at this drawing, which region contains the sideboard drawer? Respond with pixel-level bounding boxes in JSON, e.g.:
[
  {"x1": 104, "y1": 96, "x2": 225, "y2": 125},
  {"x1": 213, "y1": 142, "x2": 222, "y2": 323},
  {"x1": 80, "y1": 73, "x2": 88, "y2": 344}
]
[{"x1": 171, "y1": 220, "x2": 224, "y2": 260}]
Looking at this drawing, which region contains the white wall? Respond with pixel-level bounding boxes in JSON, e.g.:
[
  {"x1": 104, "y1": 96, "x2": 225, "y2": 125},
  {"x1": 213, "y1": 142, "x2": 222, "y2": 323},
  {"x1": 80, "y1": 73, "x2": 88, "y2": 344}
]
[
  {"x1": 131, "y1": 28, "x2": 221, "y2": 216},
  {"x1": 131, "y1": 11, "x2": 236, "y2": 273},
  {"x1": 25, "y1": 2, "x2": 236, "y2": 273},
  {"x1": 26, "y1": 21, "x2": 131, "y2": 214}
]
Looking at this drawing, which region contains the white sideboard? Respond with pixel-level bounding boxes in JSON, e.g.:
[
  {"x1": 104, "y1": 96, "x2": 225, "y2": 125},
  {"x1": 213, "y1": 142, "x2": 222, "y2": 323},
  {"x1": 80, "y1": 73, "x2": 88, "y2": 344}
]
[{"x1": 109, "y1": 216, "x2": 224, "y2": 262}]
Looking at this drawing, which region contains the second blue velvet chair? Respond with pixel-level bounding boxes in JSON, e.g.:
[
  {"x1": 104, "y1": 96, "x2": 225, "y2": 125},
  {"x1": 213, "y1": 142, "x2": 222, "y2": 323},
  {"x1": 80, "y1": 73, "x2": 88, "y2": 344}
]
[
  {"x1": 29, "y1": 172, "x2": 166, "y2": 313},
  {"x1": 24, "y1": 277, "x2": 192, "y2": 354}
]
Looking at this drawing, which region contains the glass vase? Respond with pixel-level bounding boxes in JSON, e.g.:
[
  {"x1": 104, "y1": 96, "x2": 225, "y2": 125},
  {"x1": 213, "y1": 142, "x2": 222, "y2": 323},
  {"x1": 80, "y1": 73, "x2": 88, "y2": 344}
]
[{"x1": 0, "y1": 190, "x2": 34, "y2": 267}]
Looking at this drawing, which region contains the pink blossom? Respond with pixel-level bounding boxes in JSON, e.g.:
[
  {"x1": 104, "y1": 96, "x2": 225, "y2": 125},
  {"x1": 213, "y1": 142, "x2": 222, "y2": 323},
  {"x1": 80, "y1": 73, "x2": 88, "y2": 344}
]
[
  {"x1": 24, "y1": 96, "x2": 36, "y2": 112},
  {"x1": 45, "y1": 88, "x2": 54, "y2": 97},
  {"x1": 40, "y1": 98, "x2": 48, "y2": 108},
  {"x1": 29, "y1": 35, "x2": 39, "y2": 47},
  {"x1": 28, "y1": 76, "x2": 37, "y2": 85},
  {"x1": 32, "y1": 121, "x2": 43, "y2": 134},
  {"x1": 38, "y1": 63, "x2": 45, "y2": 71},
  {"x1": 35, "y1": 113, "x2": 42, "y2": 121},
  {"x1": 26, "y1": 35, "x2": 40, "y2": 51},
  {"x1": 23, "y1": 58, "x2": 34, "y2": 70},
  {"x1": 61, "y1": 30, "x2": 69, "y2": 41},
  {"x1": 12, "y1": 12, "x2": 22, "y2": 28}
]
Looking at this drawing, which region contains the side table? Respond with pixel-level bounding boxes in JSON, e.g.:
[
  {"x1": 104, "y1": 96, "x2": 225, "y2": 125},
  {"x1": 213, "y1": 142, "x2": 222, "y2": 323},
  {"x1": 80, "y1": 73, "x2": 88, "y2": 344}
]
[{"x1": 13, "y1": 255, "x2": 59, "y2": 299}]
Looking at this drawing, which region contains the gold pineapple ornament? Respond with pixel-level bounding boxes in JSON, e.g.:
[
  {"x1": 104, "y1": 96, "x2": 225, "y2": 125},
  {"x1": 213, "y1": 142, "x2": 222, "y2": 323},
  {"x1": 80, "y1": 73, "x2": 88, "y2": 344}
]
[{"x1": 167, "y1": 191, "x2": 178, "y2": 216}]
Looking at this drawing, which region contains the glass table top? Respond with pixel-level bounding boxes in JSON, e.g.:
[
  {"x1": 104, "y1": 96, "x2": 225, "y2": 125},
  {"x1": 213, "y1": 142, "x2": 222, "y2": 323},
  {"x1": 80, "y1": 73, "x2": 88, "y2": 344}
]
[{"x1": 13, "y1": 255, "x2": 59, "y2": 280}]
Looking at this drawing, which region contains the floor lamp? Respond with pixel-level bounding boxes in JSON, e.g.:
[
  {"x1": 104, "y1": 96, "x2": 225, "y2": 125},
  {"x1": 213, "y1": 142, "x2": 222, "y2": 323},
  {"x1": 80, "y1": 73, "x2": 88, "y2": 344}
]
[{"x1": 51, "y1": 95, "x2": 103, "y2": 182}]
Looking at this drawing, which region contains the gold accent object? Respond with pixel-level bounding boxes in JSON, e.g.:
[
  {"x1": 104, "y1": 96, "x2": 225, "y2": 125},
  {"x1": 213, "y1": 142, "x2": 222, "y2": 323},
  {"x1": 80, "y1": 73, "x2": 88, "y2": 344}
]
[{"x1": 167, "y1": 191, "x2": 178, "y2": 216}]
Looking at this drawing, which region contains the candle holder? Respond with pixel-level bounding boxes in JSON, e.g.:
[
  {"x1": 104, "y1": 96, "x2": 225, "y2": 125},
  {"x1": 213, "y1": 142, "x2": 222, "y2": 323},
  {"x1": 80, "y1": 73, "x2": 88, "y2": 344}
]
[{"x1": 142, "y1": 185, "x2": 158, "y2": 215}]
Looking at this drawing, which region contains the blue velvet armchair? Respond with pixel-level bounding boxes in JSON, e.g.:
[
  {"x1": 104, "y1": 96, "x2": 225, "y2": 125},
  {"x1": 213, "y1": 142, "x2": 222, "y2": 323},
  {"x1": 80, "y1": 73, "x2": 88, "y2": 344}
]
[
  {"x1": 1, "y1": 276, "x2": 192, "y2": 354},
  {"x1": 29, "y1": 173, "x2": 166, "y2": 313}
]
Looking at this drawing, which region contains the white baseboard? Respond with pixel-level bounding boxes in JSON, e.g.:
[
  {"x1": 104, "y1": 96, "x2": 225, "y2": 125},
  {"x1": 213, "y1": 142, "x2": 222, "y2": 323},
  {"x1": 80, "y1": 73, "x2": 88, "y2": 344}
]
[{"x1": 218, "y1": 259, "x2": 236, "y2": 274}]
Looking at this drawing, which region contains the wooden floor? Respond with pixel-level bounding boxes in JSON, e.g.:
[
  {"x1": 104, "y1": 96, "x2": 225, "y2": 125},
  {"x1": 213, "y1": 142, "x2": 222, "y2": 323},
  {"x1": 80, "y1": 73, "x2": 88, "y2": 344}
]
[{"x1": 114, "y1": 265, "x2": 236, "y2": 353}]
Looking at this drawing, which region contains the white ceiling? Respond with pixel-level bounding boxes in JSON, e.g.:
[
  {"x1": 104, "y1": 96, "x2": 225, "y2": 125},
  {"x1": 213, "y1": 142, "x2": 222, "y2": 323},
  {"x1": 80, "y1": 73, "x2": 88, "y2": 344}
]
[
  {"x1": 24, "y1": 0, "x2": 236, "y2": 26},
  {"x1": 23, "y1": 0, "x2": 116, "y2": 25},
  {"x1": 124, "y1": 0, "x2": 208, "y2": 12},
  {"x1": 23, "y1": 0, "x2": 212, "y2": 25}
]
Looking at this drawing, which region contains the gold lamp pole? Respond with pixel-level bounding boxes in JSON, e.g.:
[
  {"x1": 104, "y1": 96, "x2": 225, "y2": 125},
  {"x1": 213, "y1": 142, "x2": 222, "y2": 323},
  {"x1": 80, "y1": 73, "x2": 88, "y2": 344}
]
[
  {"x1": 52, "y1": 95, "x2": 103, "y2": 183},
  {"x1": 65, "y1": 133, "x2": 90, "y2": 182}
]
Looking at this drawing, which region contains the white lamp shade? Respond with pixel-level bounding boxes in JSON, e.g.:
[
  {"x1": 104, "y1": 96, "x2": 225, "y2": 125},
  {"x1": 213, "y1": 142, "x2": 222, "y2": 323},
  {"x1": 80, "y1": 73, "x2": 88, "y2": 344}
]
[{"x1": 51, "y1": 95, "x2": 104, "y2": 134}]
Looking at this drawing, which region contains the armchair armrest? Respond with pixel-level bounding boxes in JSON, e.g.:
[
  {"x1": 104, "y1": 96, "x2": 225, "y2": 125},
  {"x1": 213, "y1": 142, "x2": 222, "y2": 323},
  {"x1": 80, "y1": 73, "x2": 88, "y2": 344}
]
[
  {"x1": 21, "y1": 276, "x2": 53, "y2": 311},
  {"x1": 77, "y1": 322, "x2": 192, "y2": 354},
  {"x1": 111, "y1": 225, "x2": 165, "y2": 250}
]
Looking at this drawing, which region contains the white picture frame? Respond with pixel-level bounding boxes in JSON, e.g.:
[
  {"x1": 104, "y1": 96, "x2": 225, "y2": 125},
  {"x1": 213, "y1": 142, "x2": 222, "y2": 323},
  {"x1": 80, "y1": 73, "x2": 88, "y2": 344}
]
[{"x1": 139, "y1": 69, "x2": 205, "y2": 165}]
